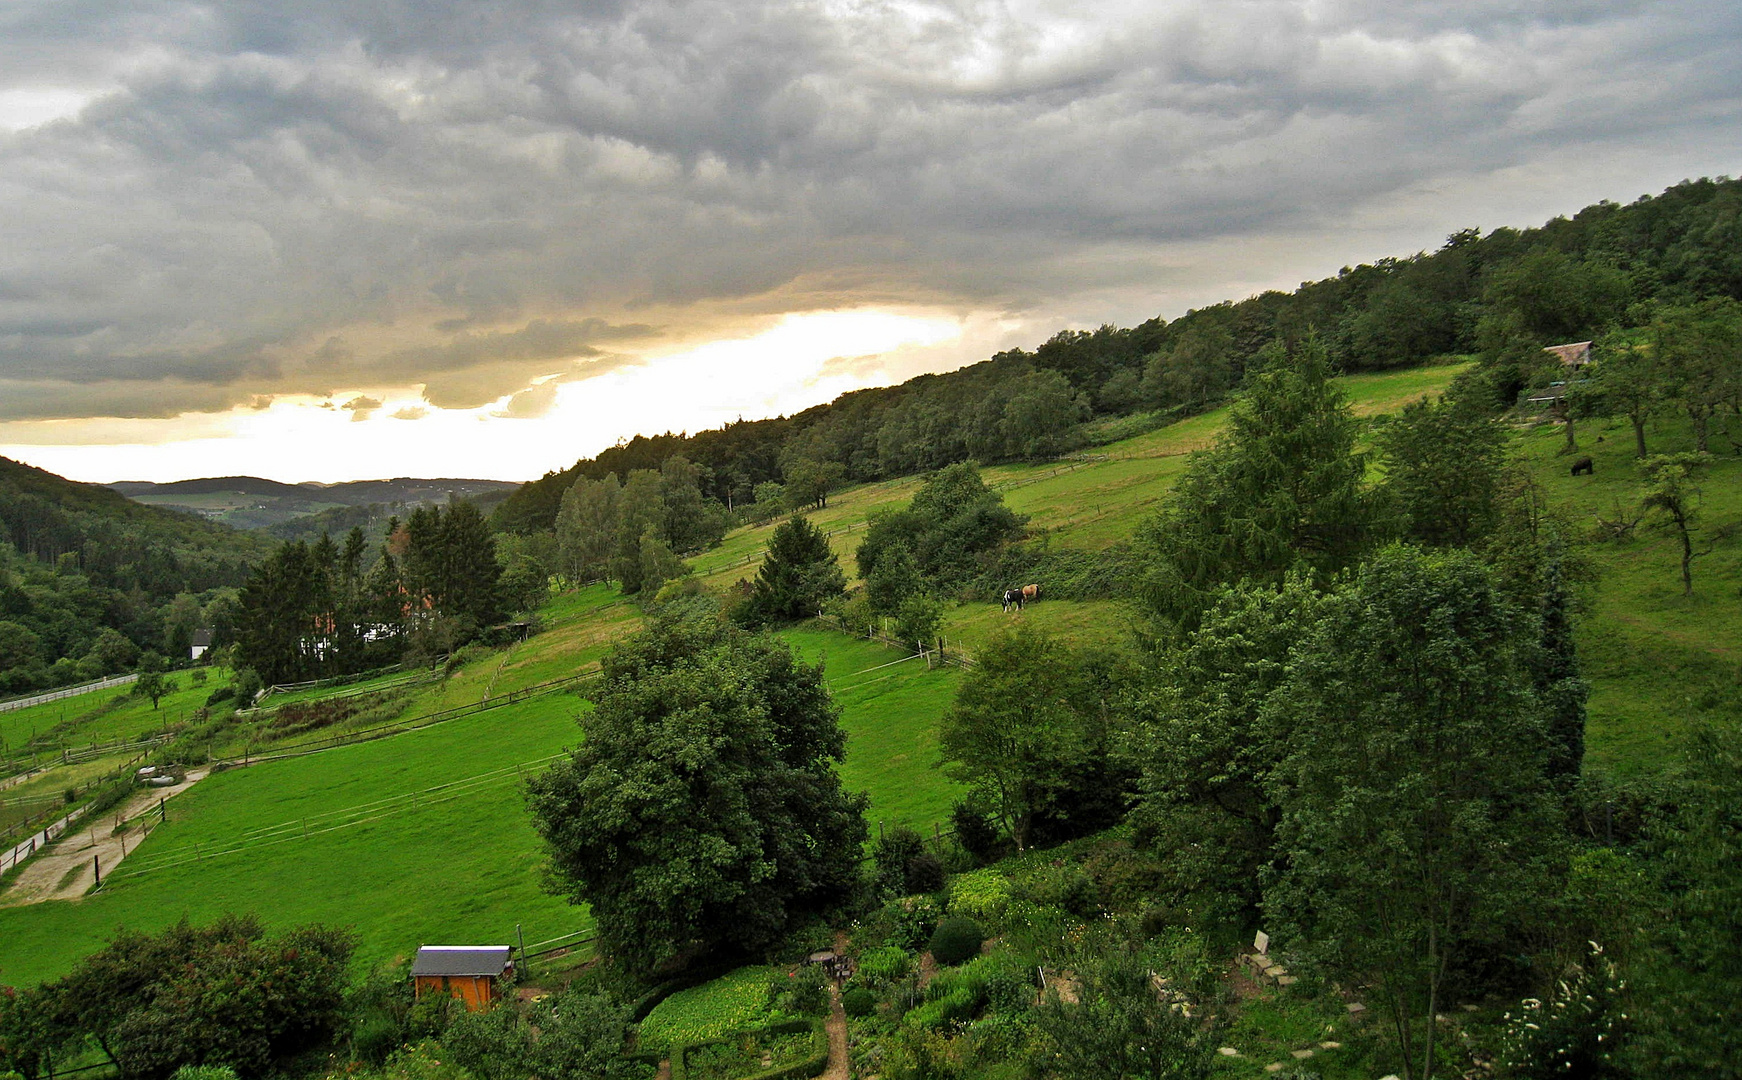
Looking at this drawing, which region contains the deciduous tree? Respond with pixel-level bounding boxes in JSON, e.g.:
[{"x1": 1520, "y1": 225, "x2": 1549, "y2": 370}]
[
  {"x1": 1263, "y1": 547, "x2": 1566, "y2": 1080},
  {"x1": 526, "y1": 611, "x2": 867, "y2": 970}
]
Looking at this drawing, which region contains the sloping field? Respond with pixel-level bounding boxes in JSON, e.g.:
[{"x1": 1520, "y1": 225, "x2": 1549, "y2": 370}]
[
  {"x1": 0, "y1": 689, "x2": 594, "y2": 987},
  {"x1": 693, "y1": 363, "x2": 1474, "y2": 593},
  {"x1": 1512, "y1": 416, "x2": 1742, "y2": 774},
  {"x1": 779, "y1": 629, "x2": 965, "y2": 833}
]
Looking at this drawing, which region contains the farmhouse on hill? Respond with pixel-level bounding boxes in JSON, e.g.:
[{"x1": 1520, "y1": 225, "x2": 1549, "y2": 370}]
[
  {"x1": 189, "y1": 629, "x2": 213, "y2": 662},
  {"x1": 411, "y1": 945, "x2": 514, "y2": 1011}
]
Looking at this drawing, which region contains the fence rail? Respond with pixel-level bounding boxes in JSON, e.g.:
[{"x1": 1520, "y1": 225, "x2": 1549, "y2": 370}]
[
  {"x1": 814, "y1": 614, "x2": 975, "y2": 669},
  {"x1": 215, "y1": 670, "x2": 602, "y2": 769},
  {"x1": 0, "y1": 673, "x2": 137, "y2": 714}
]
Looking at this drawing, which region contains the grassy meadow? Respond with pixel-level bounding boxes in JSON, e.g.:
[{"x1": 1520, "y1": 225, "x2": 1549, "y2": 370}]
[
  {"x1": 4, "y1": 356, "x2": 1736, "y2": 998},
  {"x1": 0, "y1": 688, "x2": 596, "y2": 987}
]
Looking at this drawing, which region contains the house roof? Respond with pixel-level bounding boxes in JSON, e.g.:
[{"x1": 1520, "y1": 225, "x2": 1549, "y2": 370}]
[
  {"x1": 412, "y1": 945, "x2": 513, "y2": 977},
  {"x1": 191, "y1": 629, "x2": 213, "y2": 647},
  {"x1": 1543, "y1": 341, "x2": 1593, "y2": 366}
]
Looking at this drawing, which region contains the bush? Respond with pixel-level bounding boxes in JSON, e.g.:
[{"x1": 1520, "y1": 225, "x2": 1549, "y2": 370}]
[
  {"x1": 205, "y1": 685, "x2": 235, "y2": 707},
  {"x1": 854, "y1": 946, "x2": 912, "y2": 986},
  {"x1": 875, "y1": 896, "x2": 942, "y2": 953},
  {"x1": 232, "y1": 668, "x2": 262, "y2": 706},
  {"x1": 905, "y1": 853, "x2": 945, "y2": 894},
  {"x1": 873, "y1": 826, "x2": 927, "y2": 896},
  {"x1": 947, "y1": 870, "x2": 1011, "y2": 921},
  {"x1": 950, "y1": 801, "x2": 1000, "y2": 863},
  {"x1": 928, "y1": 916, "x2": 984, "y2": 967},
  {"x1": 171, "y1": 1068, "x2": 239, "y2": 1080},
  {"x1": 1021, "y1": 864, "x2": 1099, "y2": 918},
  {"x1": 841, "y1": 987, "x2": 876, "y2": 1018},
  {"x1": 769, "y1": 965, "x2": 829, "y2": 1017}
]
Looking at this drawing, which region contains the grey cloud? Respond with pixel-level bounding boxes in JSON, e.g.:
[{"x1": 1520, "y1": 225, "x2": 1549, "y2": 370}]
[{"x1": 0, "y1": 0, "x2": 1737, "y2": 419}]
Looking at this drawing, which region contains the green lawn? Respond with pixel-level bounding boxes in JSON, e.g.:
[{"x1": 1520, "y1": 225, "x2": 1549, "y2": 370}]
[
  {"x1": 1512, "y1": 416, "x2": 1742, "y2": 775},
  {"x1": 2, "y1": 670, "x2": 235, "y2": 764},
  {"x1": 779, "y1": 629, "x2": 964, "y2": 835},
  {"x1": 0, "y1": 691, "x2": 595, "y2": 987}
]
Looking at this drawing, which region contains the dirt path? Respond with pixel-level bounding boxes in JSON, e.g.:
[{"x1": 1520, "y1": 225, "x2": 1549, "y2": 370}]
[
  {"x1": 820, "y1": 929, "x2": 851, "y2": 1080},
  {"x1": 1, "y1": 770, "x2": 207, "y2": 906}
]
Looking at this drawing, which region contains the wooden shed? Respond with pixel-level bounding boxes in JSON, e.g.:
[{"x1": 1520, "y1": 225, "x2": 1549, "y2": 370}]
[{"x1": 411, "y1": 945, "x2": 514, "y2": 1011}]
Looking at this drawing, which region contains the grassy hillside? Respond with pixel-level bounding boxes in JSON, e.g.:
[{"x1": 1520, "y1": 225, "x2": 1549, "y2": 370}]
[
  {"x1": 0, "y1": 689, "x2": 594, "y2": 987},
  {"x1": 1513, "y1": 417, "x2": 1742, "y2": 774},
  {"x1": 0, "y1": 602, "x2": 967, "y2": 984},
  {"x1": 4, "y1": 360, "x2": 1735, "y2": 993}
]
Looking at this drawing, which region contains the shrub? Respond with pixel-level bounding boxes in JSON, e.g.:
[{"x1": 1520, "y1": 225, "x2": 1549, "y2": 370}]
[
  {"x1": 841, "y1": 987, "x2": 876, "y2": 1018},
  {"x1": 855, "y1": 946, "x2": 912, "y2": 987},
  {"x1": 1021, "y1": 864, "x2": 1099, "y2": 918},
  {"x1": 947, "y1": 870, "x2": 1011, "y2": 921},
  {"x1": 769, "y1": 965, "x2": 829, "y2": 1017},
  {"x1": 232, "y1": 668, "x2": 262, "y2": 706},
  {"x1": 950, "y1": 801, "x2": 1000, "y2": 863},
  {"x1": 928, "y1": 916, "x2": 984, "y2": 967},
  {"x1": 873, "y1": 826, "x2": 927, "y2": 896},
  {"x1": 205, "y1": 685, "x2": 235, "y2": 707},
  {"x1": 906, "y1": 853, "x2": 946, "y2": 894},
  {"x1": 880, "y1": 896, "x2": 943, "y2": 953},
  {"x1": 171, "y1": 1068, "x2": 238, "y2": 1080}
]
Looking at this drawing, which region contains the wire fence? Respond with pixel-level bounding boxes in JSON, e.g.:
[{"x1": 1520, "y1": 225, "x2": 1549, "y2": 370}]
[
  {"x1": 0, "y1": 673, "x2": 139, "y2": 715},
  {"x1": 213, "y1": 670, "x2": 601, "y2": 770},
  {"x1": 814, "y1": 614, "x2": 976, "y2": 669}
]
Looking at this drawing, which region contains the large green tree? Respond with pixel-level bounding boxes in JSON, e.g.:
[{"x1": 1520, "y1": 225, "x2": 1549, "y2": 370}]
[
  {"x1": 855, "y1": 462, "x2": 1025, "y2": 591},
  {"x1": 1627, "y1": 720, "x2": 1742, "y2": 1076},
  {"x1": 937, "y1": 626, "x2": 1093, "y2": 852},
  {"x1": 525, "y1": 610, "x2": 868, "y2": 970},
  {"x1": 1263, "y1": 547, "x2": 1566, "y2": 1080},
  {"x1": 27, "y1": 915, "x2": 354, "y2": 1080},
  {"x1": 1376, "y1": 392, "x2": 1507, "y2": 547},
  {"x1": 740, "y1": 516, "x2": 845, "y2": 625},
  {"x1": 555, "y1": 473, "x2": 621, "y2": 584},
  {"x1": 1137, "y1": 338, "x2": 1378, "y2": 632},
  {"x1": 1126, "y1": 577, "x2": 1320, "y2": 922}
]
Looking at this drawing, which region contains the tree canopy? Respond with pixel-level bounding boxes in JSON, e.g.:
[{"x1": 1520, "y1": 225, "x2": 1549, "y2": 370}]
[{"x1": 525, "y1": 609, "x2": 867, "y2": 969}]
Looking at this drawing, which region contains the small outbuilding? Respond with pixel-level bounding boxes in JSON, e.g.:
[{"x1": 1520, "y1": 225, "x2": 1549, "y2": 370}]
[
  {"x1": 189, "y1": 629, "x2": 213, "y2": 662},
  {"x1": 411, "y1": 945, "x2": 514, "y2": 1011},
  {"x1": 1543, "y1": 341, "x2": 1593, "y2": 369}
]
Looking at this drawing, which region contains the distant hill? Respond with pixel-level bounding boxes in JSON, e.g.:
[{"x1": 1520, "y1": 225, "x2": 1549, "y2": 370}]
[
  {"x1": 0, "y1": 456, "x2": 271, "y2": 694},
  {"x1": 107, "y1": 476, "x2": 519, "y2": 531}
]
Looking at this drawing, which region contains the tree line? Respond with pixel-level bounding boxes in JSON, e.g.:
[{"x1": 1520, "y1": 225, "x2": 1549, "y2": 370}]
[
  {"x1": 492, "y1": 176, "x2": 1742, "y2": 536},
  {"x1": 234, "y1": 502, "x2": 523, "y2": 686}
]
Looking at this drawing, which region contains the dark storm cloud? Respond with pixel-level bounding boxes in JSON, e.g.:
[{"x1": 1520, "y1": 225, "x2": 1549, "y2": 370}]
[{"x1": 0, "y1": 0, "x2": 1738, "y2": 420}]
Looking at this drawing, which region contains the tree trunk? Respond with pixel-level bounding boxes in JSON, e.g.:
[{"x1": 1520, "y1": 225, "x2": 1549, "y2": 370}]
[
  {"x1": 1690, "y1": 407, "x2": 1710, "y2": 453},
  {"x1": 1631, "y1": 412, "x2": 1648, "y2": 458},
  {"x1": 1562, "y1": 411, "x2": 1577, "y2": 453},
  {"x1": 1679, "y1": 523, "x2": 1694, "y2": 597}
]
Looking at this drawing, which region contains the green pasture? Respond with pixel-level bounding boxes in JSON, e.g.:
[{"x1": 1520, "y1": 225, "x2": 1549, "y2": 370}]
[
  {"x1": 2, "y1": 670, "x2": 234, "y2": 762},
  {"x1": 0, "y1": 690, "x2": 596, "y2": 987},
  {"x1": 1512, "y1": 416, "x2": 1741, "y2": 776},
  {"x1": 694, "y1": 363, "x2": 1471, "y2": 588},
  {"x1": 779, "y1": 629, "x2": 964, "y2": 834}
]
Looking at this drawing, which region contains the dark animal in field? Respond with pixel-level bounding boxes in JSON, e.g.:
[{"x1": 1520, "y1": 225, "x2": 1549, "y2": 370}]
[
  {"x1": 1021, "y1": 583, "x2": 1040, "y2": 604},
  {"x1": 1002, "y1": 588, "x2": 1023, "y2": 613},
  {"x1": 1571, "y1": 456, "x2": 1595, "y2": 476}
]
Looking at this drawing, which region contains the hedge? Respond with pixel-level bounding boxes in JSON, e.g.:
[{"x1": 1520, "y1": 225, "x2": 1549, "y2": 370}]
[{"x1": 669, "y1": 1022, "x2": 826, "y2": 1080}]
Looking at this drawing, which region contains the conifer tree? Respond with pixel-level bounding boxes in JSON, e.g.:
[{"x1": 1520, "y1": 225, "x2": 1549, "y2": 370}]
[{"x1": 741, "y1": 516, "x2": 845, "y2": 624}]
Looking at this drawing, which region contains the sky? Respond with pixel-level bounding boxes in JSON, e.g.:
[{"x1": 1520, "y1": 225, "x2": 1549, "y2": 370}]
[{"x1": 0, "y1": 0, "x2": 1738, "y2": 483}]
